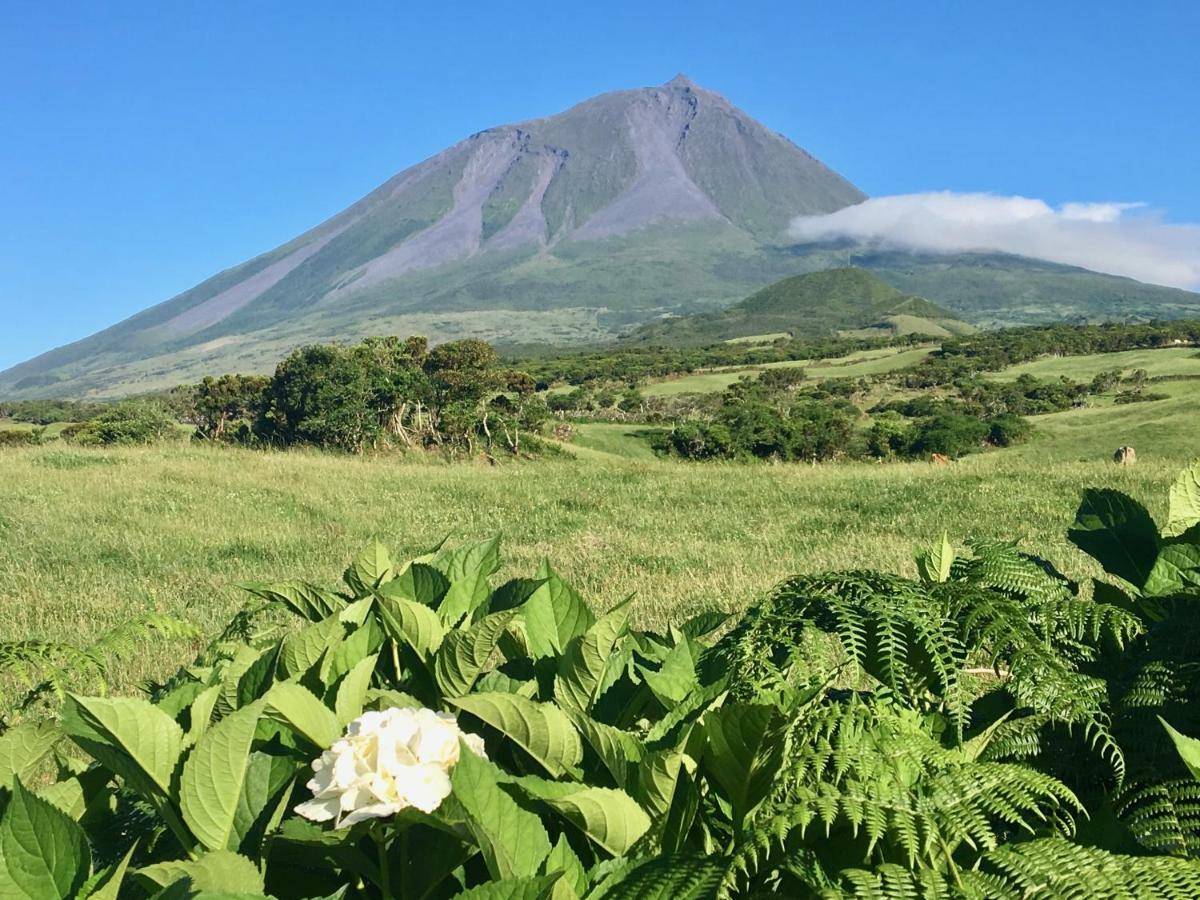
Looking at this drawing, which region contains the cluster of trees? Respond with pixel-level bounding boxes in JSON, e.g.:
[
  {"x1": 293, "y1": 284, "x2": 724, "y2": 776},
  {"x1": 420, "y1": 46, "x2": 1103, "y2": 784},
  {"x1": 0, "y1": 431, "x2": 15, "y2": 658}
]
[
  {"x1": 648, "y1": 368, "x2": 1091, "y2": 463},
  {"x1": 0, "y1": 398, "x2": 106, "y2": 425},
  {"x1": 175, "y1": 336, "x2": 549, "y2": 455},
  {"x1": 906, "y1": 319, "x2": 1200, "y2": 386},
  {"x1": 652, "y1": 399, "x2": 1029, "y2": 463}
]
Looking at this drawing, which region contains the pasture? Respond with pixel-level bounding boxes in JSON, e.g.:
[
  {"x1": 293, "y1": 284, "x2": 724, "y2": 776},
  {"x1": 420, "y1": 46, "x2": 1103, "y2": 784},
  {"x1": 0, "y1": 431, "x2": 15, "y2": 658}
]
[
  {"x1": 2, "y1": 343, "x2": 1197, "y2": 694},
  {"x1": 0, "y1": 439, "x2": 1186, "y2": 695},
  {"x1": 639, "y1": 344, "x2": 932, "y2": 397}
]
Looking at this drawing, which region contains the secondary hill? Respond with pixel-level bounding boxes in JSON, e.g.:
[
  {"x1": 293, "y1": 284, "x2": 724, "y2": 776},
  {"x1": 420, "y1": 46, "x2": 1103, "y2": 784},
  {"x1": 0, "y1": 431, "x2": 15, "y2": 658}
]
[{"x1": 628, "y1": 267, "x2": 974, "y2": 345}]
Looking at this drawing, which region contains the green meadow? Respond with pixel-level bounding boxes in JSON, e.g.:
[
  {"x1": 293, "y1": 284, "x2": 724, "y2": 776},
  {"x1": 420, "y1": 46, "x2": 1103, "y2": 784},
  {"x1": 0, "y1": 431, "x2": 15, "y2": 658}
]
[
  {"x1": 640, "y1": 344, "x2": 932, "y2": 396},
  {"x1": 1, "y1": 344, "x2": 1197, "y2": 694}
]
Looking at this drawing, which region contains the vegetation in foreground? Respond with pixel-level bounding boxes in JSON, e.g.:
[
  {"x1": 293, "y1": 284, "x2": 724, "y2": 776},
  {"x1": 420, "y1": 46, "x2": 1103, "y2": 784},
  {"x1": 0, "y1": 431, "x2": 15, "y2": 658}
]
[{"x1": 3, "y1": 463, "x2": 1200, "y2": 896}]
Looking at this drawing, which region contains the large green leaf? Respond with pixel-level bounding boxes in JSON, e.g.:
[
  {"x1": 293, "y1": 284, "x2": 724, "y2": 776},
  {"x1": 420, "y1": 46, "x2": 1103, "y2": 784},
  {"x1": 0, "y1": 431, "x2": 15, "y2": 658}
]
[
  {"x1": 1143, "y1": 543, "x2": 1200, "y2": 596},
  {"x1": 376, "y1": 594, "x2": 446, "y2": 664},
  {"x1": 435, "y1": 535, "x2": 502, "y2": 582},
  {"x1": 135, "y1": 849, "x2": 265, "y2": 893},
  {"x1": 639, "y1": 639, "x2": 699, "y2": 707},
  {"x1": 917, "y1": 531, "x2": 955, "y2": 584},
  {"x1": 1166, "y1": 462, "x2": 1200, "y2": 538},
  {"x1": 83, "y1": 841, "x2": 137, "y2": 900},
  {"x1": 0, "y1": 779, "x2": 91, "y2": 899},
  {"x1": 438, "y1": 571, "x2": 493, "y2": 626},
  {"x1": 321, "y1": 619, "x2": 381, "y2": 687},
  {"x1": 701, "y1": 702, "x2": 787, "y2": 830},
  {"x1": 231, "y1": 751, "x2": 297, "y2": 857},
  {"x1": 543, "y1": 833, "x2": 587, "y2": 900},
  {"x1": 631, "y1": 750, "x2": 686, "y2": 823},
  {"x1": 384, "y1": 562, "x2": 450, "y2": 606},
  {"x1": 541, "y1": 788, "x2": 651, "y2": 857},
  {"x1": 594, "y1": 853, "x2": 726, "y2": 900},
  {"x1": 180, "y1": 702, "x2": 265, "y2": 852},
  {"x1": 265, "y1": 682, "x2": 340, "y2": 749},
  {"x1": 450, "y1": 748, "x2": 551, "y2": 881},
  {"x1": 0, "y1": 723, "x2": 60, "y2": 789},
  {"x1": 279, "y1": 613, "x2": 345, "y2": 680},
  {"x1": 240, "y1": 581, "x2": 344, "y2": 622},
  {"x1": 1067, "y1": 489, "x2": 1160, "y2": 589},
  {"x1": 346, "y1": 540, "x2": 394, "y2": 594},
  {"x1": 334, "y1": 653, "x2": 379, "y2": 726},
  {"x1": 435, "y1": 609, "x2": 518, "y2": 698},
  {"x1": 554, "y1": 600, "x2": 631, "y2": 716},
  {"x1": 569, "y1": 714, "x2": 643, "y2": 786},
  {"x1": 448, "y1": 693, "x2": 582, "y2": 777},
  {"x1": 36, "y1": 777, "x2": 87, "y2": 820},
  {"x1": 1160, "y1": 717, "x2": 1200, "y2": 780},
  {"x1": 186, "y1": 685, "x2": 221, "y2": 749},
  {"x1": 61, "y1": 694, "x2": 183, "y2": 800},
  {"x1": 521, "y1": 573, "x2": 595, "y2": 660}
]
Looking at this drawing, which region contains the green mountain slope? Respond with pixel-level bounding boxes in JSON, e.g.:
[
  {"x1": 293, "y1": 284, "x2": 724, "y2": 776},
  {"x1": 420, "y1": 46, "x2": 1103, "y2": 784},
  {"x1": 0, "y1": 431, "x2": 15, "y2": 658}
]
[{"x1": 627, "y1": 267, "x2": 973, "y2": 345}]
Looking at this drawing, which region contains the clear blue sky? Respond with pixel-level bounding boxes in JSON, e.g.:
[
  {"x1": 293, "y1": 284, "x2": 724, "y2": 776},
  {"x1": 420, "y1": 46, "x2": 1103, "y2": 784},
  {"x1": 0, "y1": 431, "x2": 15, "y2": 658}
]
[{"x1": 2, "y1": 0, "x2": 1197, "y2": 370}]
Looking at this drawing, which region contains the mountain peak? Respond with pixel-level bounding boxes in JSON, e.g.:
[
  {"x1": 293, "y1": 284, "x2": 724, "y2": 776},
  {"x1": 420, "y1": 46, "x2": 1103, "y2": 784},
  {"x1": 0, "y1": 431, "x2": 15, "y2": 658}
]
[
  {"x1": 664, "y1": 73, "x2": 698, "y2": 90},
  {"x1": 0, "y1": 77, "x2": 868, "y2": 397}
]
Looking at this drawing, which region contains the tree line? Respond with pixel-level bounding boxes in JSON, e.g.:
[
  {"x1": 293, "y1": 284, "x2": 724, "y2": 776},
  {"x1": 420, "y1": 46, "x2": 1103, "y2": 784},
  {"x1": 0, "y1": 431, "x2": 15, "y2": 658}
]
[{"x1": 176, "y1": 336, "x2": 549, "y2": 455}]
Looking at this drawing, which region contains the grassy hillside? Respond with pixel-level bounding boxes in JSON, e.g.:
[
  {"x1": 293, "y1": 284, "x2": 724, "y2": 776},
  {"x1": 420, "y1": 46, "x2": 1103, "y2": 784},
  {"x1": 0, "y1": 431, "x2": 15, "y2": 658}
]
[
  {"x1": 853, "y1": 249, "x2": 1200, "y2": 327},
  {"x1": 629, "y1": 267, "x2": 971, "y2": 345},
  {"x1": 6, "y1": 245, "x2": 1197, "y2": 399},
  {"x1": 992, "y1": 346, "x2": 1200, "y2": 381}
]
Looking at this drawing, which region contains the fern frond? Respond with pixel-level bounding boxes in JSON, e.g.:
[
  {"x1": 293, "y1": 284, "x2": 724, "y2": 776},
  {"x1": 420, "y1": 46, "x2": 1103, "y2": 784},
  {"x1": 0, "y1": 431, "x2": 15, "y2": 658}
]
[
  {"x1": 979, "y1": 837, "x2": 1200, "y2": 898},
  {"x1": 0, "y1": 613, "x2": 200, "y2": 718},
  {"x1": 766, "y1": 573, "x2": 969, "y2": 729},
  {"x1": 1116, "y1": 777, "x2": 1200, "y2": 858},
  {"x1": 777, "y1": 697, "x2": 1080, "y2": 873}
]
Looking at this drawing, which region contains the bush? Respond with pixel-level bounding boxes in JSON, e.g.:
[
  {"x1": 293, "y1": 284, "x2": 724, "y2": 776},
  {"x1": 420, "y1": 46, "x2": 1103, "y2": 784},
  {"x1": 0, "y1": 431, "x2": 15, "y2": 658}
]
[
  {"x1": 71, "y1": 399, "x2": 179, "y2": 446},
  {"x1": 1115, "y1": 389, "x2": 1170, "y2": 404},
  {"x1": 906, "y1": 411, "x2": 990, "y2": 458},
  {"x1": 986, "y1": 412, "x2": 1034, "y2": 447},
  {"x1": 0, "y1": 428, "x2": 42, "y2": 447}
]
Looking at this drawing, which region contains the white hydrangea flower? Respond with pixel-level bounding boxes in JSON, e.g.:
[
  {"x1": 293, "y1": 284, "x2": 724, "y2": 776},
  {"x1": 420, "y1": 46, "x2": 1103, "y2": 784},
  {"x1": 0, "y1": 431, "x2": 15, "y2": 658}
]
[{"x1": 295, "y1": 707, "x2": 487, "y2": 828}]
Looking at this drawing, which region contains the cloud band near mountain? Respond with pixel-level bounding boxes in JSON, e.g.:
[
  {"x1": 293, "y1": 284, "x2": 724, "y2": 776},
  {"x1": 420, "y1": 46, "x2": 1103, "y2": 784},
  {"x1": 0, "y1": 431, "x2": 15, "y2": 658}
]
[{"x1": 789, "y1": 192, "x2": 1200, "y2": 291}]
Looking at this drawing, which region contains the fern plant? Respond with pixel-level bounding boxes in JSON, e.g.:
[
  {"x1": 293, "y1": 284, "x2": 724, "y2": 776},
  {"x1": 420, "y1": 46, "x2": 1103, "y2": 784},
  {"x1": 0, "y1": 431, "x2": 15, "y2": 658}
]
[{"x1": 0, "y1": 613, "x2": 200, "y2": 723}]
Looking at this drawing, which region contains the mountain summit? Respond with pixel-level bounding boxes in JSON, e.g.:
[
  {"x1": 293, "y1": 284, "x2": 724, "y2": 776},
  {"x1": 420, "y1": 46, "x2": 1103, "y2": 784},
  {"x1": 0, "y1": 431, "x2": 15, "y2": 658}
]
[{"x1": 4, "y1": 77, "x2": 1197, "y2": 397}]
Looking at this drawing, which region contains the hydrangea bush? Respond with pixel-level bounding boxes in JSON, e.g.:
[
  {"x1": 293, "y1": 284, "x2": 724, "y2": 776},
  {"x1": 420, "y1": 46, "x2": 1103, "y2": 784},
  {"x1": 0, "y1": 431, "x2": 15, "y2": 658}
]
[{"x1": 1, "y1": 464, "x2": 1200, "y2": 897}]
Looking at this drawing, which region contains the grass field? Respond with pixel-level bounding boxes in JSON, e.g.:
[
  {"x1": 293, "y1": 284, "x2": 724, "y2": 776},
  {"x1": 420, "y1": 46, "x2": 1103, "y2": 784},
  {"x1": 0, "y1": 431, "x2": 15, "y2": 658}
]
[
  {"x1": 0, "y1": 438, "x2": 1189, "y2": 696},
  {"x1": 641, "y1": 345, "x2": 933, "y2": 397},
  {"x1": 992, "y1": 346, "x2": 1200, "y2": 380}
]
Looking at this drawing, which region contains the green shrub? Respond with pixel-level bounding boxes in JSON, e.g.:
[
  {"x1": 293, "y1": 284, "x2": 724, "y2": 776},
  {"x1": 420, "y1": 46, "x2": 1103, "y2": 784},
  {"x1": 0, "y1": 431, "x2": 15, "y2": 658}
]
[
  {"x1": 986, "y1": 412, "x2": 1033, "y2": 447},
  {"x1": 72, "y1": 400, "x2": 179, "y2": 446},
  {"x1": 906, "y1": 411, "x2": 990, "y2": 458},
  {"x1": 0, "y1": 428, "x2": 42, "y2": 447}
]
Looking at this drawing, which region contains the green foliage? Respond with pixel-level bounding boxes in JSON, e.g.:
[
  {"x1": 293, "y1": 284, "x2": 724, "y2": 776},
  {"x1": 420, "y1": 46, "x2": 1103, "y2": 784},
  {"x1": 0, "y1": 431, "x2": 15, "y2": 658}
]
[
  {"x1": 69, "y1": 399, "x2": 180, "y2": 446},
  {"x1": 4, "y1": 463, "x2": 1200, "y2": 896}
]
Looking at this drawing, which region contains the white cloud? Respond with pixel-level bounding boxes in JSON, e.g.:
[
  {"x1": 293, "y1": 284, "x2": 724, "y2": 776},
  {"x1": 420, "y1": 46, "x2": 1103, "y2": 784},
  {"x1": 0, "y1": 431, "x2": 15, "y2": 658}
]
[{"x1": 789, "y1": 192, "x2": 1200, "y2": 291}]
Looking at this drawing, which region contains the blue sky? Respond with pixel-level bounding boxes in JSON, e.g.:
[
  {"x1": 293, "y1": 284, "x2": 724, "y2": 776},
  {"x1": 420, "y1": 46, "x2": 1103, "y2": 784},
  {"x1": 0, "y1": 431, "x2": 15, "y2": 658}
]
[{"x1": 2, "y1": 1, "x2": 1198, "y2": 371}]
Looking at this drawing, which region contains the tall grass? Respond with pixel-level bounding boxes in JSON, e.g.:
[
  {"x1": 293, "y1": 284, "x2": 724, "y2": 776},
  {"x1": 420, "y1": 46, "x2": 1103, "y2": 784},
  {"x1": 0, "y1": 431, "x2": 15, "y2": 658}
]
[{"x1": 0, "y1": 442, "x2": 1182, "y2": 694}]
